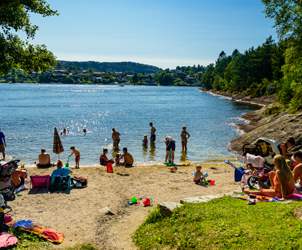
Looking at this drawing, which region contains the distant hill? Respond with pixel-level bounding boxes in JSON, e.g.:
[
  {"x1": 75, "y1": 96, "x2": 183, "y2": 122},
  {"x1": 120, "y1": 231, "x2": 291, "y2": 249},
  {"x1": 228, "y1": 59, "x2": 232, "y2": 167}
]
[{"x1": 56, "y1": 61, "x2": 161, "y2": 73}]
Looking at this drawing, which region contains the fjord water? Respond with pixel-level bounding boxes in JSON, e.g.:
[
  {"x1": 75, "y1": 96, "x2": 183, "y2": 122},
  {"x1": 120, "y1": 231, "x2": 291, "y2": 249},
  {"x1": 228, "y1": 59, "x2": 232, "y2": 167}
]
[{"x1": 0, "y1": 84, "x2": 254, "y2": 164}]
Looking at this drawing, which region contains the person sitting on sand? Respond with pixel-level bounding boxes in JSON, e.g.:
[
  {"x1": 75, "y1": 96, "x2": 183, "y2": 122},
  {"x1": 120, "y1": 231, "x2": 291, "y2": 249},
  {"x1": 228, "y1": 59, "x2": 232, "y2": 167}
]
[
  {"x1": 11, "y1": 165, "x2": 27, "y2": 192},
  {"x1": 115, "y1": 153, "x2": 121, "y2": 166},
  {"x1": 245, "y1": 155, "x2": 295, "y2": 199},
  {"x1": 120, "y1": 147, "x2": 134, "y2": 168},
  {"x1": 69, "y1": 146, "x2": 80, "y2": 169},
  {"x1": 292, "y1": 151, "x2": 302, "y2": 187},
  {"x1": 36, "y1": 149, "x2": 52, "y2": 168},
  {"x1": 142, "y1": 135, "x2": 148, "y2": 148},
  {"x1": 100, "y1": 148, "x2": 114, "y2": 166},
  {"x1": 193, "y1": 165, "x2": 207, "y2": 185},
  {"x1": 51, "y1": 160, "x2": 71, "y2": 177}
]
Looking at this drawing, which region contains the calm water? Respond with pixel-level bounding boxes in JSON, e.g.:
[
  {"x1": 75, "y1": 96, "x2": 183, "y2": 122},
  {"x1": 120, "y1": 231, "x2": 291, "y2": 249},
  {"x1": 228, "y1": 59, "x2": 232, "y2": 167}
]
[{"x1": 0, "y1": 84, "x2": 254, "y2": 164}]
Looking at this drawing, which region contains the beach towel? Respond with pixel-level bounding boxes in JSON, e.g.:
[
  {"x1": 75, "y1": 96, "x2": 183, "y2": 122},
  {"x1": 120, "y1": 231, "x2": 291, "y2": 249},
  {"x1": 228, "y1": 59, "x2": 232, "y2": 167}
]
[
  {"x1": 0, "y1": 232, "x2": 18, "y2": 248},
  {"x1": 13, "y1": 220, "x2": 33, "y2": 229},
  {"x1": 287, "y1": 193, "x2": 302, "y2": 200},
  {"x1": 15, "y1": 223, "x2": 64, "y2": 244}
]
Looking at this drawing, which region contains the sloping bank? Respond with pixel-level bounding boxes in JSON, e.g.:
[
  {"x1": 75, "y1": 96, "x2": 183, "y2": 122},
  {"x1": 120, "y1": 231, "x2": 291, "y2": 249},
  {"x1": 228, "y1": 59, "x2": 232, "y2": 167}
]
[{"x1": 202, "y1": 90, "x2": 302, "y2": 152}]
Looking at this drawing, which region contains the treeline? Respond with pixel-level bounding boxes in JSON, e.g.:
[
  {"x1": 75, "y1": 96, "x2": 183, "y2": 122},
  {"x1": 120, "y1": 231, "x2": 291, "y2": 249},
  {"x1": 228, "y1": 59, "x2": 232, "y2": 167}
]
[
  {"x1": 200, "y1": 37, "x2": 285, "y2": 97},
  {"x1": 200, "y1": 0, "x2": 302, "y2": 112},
  {"x1": 56, "y1": 61, "x2": 160, "y2": 73}
]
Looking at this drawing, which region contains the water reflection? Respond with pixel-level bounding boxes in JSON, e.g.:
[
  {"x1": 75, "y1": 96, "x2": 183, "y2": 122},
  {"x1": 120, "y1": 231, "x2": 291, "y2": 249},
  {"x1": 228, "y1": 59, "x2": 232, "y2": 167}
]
[{"x1": 149, "y1": 143, "x2": 156, "y2": 161}]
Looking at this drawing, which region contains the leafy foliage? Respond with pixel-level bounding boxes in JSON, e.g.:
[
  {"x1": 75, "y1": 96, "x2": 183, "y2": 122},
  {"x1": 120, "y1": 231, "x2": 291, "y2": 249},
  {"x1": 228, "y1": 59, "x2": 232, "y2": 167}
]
[{"x1": 0, "y1": 0, "x2": 57, "y2": 74}]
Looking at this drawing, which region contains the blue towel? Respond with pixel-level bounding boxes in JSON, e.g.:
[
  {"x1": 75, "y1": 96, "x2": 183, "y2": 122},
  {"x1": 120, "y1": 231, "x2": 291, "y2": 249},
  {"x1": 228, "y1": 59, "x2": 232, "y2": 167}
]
[{"x1": 13, "y1": 220, "x2": 33, "y2": 229}]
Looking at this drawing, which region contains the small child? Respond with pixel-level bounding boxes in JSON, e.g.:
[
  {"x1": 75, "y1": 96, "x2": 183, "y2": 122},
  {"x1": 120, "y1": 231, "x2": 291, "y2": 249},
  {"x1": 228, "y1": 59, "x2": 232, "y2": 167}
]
[
  {"x1": 193, "y1": 165, "x2": 207, "y2": 185},
  {"x1": 142, "y1": 135, "x2": 148, "y2": 148},
  {"x1": 115, "y1": 153, "x2": 121, "y2": 166},
  {"x1": 69, "y1": 146, "x2": 80, "y2": 169}
]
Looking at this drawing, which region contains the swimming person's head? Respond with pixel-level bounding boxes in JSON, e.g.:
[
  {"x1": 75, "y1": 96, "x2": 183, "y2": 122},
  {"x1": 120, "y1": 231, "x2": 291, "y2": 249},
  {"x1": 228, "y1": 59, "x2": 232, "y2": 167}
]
[
  {"x1": 41, "y1": 149, "x2": 46, "y2": 154},
  {"x1": 123, "y1": 147, "x2": 128, "y2": 153},
  {"x1": 57, "y1": 160, "x2": 63, "y2": 168},
  {"x1": 103, "y1": 148, "x2": 108, "y2": 154}
]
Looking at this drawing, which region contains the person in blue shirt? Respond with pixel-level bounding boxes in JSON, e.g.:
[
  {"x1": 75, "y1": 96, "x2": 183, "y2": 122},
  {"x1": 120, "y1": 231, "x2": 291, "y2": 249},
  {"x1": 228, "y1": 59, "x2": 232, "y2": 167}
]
[{"x1": 0, "y1": 129, "x2": 6, "y2": 160}]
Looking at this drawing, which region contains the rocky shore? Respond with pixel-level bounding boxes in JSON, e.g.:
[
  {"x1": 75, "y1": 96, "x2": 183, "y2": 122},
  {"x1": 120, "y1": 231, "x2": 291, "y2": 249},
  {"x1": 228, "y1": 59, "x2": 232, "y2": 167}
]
[{"x1": 202, "y1": 89, "x2": 302, "y2": 153}]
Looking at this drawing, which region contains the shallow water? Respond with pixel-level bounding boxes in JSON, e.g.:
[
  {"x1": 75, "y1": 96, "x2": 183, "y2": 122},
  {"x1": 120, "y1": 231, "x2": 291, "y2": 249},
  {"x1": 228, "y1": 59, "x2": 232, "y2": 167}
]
[{"x1": 0, "y1": 84, "x2": 254, "y2": 164}]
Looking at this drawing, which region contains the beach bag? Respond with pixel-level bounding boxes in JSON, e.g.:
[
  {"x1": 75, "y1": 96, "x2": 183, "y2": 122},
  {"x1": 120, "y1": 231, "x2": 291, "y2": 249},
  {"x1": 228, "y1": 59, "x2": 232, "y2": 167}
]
[
  {"x1": 50, "y1": 176, "x2": 71, "y2": 193},
  {"x1": 234, "y1": 167, "x2": 245, "y2": 182},
  {"x1": 71, "y1": 176, "x2": 87, "y2": 188},
  {"x1": 0, "y1": 187, "x2": 15, "y2": 201},
  {"x1": 106, "y1": 163, "x2": 113, "y2": 173},
  {"x1": 30, "y1": 175, "x2": 50, "y2": 189}
]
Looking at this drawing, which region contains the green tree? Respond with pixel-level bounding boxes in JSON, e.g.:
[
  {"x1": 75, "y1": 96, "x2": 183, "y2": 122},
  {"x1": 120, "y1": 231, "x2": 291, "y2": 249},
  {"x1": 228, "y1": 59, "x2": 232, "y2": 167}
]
[
  {"x1": 0, "y1": 0, "x2": 58, "y2": 74},
  {"x1": 263, "y1": 0, "x2": 302, "y2": 110}
]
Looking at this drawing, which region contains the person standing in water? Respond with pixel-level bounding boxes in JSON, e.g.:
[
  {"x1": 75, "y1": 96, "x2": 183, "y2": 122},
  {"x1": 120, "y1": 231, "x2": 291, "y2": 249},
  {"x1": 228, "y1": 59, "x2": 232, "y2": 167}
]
[
  {"x1": 0, "y1": 129, "x2": 6, "y2": 160},
  {"x1": 165, "y1": 136, "x2": 176, "y2": 164},
  {"x1": 180, "y1": 126, "x2": 190, "y2": 152},
  {"x1": 112, "y1": 128, "x2": 121, "y2": 151},
  {"x1": 149, "y1": 122, "x2": 156, "y2": 145}
]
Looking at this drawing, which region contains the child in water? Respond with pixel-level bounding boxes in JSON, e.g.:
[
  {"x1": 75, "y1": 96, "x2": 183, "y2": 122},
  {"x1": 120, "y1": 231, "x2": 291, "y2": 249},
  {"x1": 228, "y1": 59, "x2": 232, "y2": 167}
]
[{"x1": 142, "y1": 135, "x2": 148, "y2": 148}]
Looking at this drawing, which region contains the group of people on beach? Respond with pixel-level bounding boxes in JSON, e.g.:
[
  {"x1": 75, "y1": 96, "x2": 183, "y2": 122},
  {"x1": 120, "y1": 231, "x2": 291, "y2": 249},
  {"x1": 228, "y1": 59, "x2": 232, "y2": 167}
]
[
  {"x1": 240, "y1": 137, "x2": 302, "y2": 200},
  {"x1": 33, "y1": 122, "x2": 191, "y2": 169}
]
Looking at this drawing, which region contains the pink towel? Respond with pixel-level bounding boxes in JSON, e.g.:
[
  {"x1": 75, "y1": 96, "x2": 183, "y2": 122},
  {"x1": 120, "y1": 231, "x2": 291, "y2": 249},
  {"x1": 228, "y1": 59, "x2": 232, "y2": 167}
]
[{"x1": 0, "y1": 233, "x2": 18, "y2": 248}]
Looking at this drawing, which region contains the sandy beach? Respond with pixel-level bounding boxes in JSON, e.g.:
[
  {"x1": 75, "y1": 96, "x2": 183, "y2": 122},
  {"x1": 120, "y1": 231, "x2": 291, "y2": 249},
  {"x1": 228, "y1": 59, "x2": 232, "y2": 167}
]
[{"x1": 9, "y1": 162, "x2": 240, "y2": 249}]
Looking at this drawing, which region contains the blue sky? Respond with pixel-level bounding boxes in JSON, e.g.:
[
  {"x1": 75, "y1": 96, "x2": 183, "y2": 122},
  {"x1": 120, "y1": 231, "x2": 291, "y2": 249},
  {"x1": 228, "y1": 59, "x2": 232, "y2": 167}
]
[{"x1": 30, "y1": 0, "x2": 276, "y2": 68}]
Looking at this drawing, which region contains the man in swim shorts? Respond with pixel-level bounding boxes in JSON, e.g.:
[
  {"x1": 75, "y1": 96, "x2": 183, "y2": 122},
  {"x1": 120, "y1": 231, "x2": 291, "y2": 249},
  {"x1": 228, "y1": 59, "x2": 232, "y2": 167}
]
[{"x1": 180, "y1": 126, "x2": 191, "y2": 152}]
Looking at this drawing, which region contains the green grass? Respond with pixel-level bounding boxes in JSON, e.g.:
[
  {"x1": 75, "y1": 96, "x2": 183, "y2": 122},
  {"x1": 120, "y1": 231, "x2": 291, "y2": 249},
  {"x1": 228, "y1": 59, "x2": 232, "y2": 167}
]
[
  {"x1": 9, "y1": 228, "x2": 97, "y2": 250},
  {"x1": 133, "y1": 196, "x2": 302, "y2": 250}
]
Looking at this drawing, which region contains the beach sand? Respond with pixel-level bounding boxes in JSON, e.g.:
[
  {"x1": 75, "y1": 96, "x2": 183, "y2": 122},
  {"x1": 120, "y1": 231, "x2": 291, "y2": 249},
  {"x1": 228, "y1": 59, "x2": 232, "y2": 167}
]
[{"x1": 9, "y1": 162, "x2": 240, "y2": 249}]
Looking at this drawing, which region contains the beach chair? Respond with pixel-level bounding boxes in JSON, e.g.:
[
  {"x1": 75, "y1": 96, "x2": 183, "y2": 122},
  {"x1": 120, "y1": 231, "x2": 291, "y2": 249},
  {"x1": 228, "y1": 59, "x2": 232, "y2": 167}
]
[{"x1": 30, "y1": 175, "x2": 50, "y2": 190}]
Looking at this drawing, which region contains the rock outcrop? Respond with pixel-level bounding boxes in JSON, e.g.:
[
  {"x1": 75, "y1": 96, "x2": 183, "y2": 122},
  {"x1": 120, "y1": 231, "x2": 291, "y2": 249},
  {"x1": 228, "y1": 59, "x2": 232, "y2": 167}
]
[{"x1": 230, "y1": 107, "x2": 302, "y2": 153}]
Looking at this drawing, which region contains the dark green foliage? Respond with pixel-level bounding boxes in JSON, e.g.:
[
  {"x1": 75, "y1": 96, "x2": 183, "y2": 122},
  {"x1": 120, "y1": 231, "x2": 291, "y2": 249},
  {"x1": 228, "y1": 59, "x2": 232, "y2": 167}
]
[
  {"x1": 133, "y1": 196, "x2": 302, "y2": 250},
  {"x1": 57, "y1": 61, "x2": 160, "y2": 74},
  {"x1": 0, "y1": 0, "x2": 57, "y2": 74}
]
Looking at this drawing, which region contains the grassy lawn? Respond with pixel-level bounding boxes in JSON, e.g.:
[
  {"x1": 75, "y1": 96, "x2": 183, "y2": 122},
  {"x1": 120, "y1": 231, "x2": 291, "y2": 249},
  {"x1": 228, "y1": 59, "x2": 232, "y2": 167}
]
[{"x1": 133, "y1": 196, "x2": 302, "y2": 250}]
